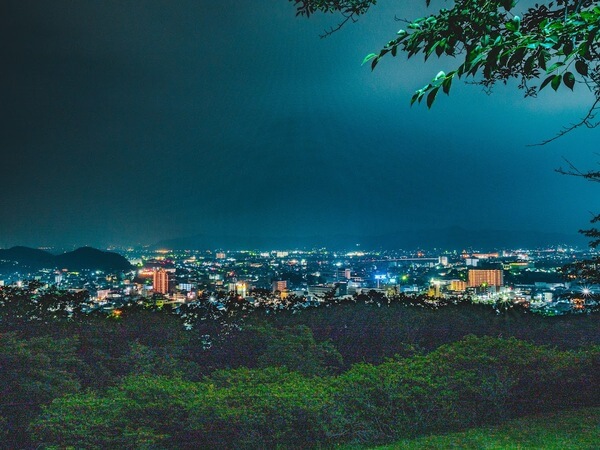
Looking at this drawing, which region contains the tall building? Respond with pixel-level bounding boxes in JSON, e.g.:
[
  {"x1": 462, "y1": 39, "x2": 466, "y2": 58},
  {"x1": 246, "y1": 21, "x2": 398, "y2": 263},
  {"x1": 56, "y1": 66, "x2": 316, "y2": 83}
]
[
  {"x1": 153, "y1": 268, "x2": 170, "y2": 294},
  {"x1": 272, "y1": 280, "x2": 287, "y2": 293},
  {"x1": 468, "y1": 269, "x2": 503, "y2": 288}
]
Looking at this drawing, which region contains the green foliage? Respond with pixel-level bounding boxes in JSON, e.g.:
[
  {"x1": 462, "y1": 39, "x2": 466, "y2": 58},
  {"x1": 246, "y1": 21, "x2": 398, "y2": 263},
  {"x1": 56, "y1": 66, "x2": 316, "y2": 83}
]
[
  {"x1": 329, "y1": 336, "x2": 600, "y2": 444},
  {"x1": 205, "y1": 323, "x2": 344, "y2": 376},
  {"x1": 397, "y1": 1, "x2": 600, "y2": 106},
  {"x1": 118, "y1": 340, "x2": 200, "y2": 379},
  {"x1": 188, "y1": 367, "x2": 335, "y2": 448},
  {"x1": 1, "y1": 287, "x2": 597, "y2": 448},
  {"x1": 32, "y1": 375, "x2": 202, "y2": 448},
  {"x1": 67, "y1": 307, "x2": 200, "y2": 386},
  {"x1": 0, "y1": 333, "x2": 81, "y2": 403},
  {"x1": 0, "y1": 286, "x2": 89, "y2": 330},
  {"x1": 250, "y1": 324, "x2": 344, "y2": 375},
  {"x1": 32, "y1": 369, "x2": 335, "y2": 449},
  {"x1": 294, "y1": 0, "x2": 600, "y2": 108},
  {"x1": 247, "y1": 299, "x2": 600, "y2": 367},
  {"x1": 0, "y1": 333, "x2": 82, "y2": 448},
  {"x1": 374, "y1": 407, "x2": 600, "y2": 449},
  {"x1": 30, "y1": 336, "x2": 600, "y2": 448}
]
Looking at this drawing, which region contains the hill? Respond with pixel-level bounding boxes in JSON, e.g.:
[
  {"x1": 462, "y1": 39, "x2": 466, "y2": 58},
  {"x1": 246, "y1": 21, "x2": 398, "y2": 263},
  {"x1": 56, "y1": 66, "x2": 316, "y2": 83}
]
[
  {"x1": 0, "y1": 246, "x2": 132, "y2": 272},
  {"x1": 0, "y1": 246, "x2": 55, "y2": 267}
]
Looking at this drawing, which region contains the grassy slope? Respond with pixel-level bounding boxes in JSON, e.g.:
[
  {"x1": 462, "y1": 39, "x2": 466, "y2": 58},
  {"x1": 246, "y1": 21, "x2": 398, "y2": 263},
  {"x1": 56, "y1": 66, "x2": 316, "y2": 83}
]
[{"x1": 370, "y1": 408, "x2": 600, "y2": 449}]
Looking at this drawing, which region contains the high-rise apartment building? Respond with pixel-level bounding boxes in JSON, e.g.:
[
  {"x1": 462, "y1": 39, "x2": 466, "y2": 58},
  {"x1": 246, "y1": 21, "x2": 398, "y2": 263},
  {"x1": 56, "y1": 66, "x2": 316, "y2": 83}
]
[
  {"x1": 272, "y1": 280, "x2": 287, "y2": 293},
  {"x1": 468, "y1": 269, "x2": 503, "y2": 287},
  {"x1": 153, "y1": 268, "x2": 170, "y2": 294}
]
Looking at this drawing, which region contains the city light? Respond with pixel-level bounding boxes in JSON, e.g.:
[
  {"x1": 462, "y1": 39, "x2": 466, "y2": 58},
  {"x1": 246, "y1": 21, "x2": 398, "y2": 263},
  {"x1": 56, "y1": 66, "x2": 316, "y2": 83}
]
[{"x1": 581, "y1": 287, "x2": 591, "y2": 296}]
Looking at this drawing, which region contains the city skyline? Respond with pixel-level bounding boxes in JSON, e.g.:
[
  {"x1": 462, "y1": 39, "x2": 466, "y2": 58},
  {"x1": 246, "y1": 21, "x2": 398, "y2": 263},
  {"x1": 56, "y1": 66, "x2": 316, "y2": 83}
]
[{"x1": 1, "y1": 1, "x2": 598, "y2": 248}]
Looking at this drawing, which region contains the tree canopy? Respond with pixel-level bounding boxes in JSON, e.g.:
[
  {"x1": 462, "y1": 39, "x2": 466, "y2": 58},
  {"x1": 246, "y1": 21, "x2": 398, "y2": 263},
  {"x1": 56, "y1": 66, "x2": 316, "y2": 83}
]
[{"x1": 291, "y1": 1, "x2": 600, "y2": 128}]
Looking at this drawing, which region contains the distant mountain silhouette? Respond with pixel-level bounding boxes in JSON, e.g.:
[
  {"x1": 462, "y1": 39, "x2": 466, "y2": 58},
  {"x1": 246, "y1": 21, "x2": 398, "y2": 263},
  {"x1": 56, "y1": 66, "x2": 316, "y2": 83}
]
[
  {"x1": 0, "y1": 246, "x2": 132, "y2": 272},
  {"x1": 0, "y1": 246, "x2": 56, "y2": 267},
  {"x1": 153, "y1": 227, "x2": 587, "y2": 251}
]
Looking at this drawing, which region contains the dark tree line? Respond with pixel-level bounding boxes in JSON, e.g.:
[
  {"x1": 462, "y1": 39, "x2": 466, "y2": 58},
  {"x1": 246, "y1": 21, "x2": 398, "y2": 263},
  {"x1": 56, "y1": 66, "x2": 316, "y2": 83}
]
[{"x1": 0, "y1": 284, "x2": 598, "y2": 448}]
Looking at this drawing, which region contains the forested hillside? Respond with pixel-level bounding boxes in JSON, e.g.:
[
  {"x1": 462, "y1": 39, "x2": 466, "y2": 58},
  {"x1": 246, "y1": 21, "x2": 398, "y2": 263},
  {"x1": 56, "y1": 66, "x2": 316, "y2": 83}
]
[{"x1": 1, "y1": 286, "x2": 598, "y2": 448}]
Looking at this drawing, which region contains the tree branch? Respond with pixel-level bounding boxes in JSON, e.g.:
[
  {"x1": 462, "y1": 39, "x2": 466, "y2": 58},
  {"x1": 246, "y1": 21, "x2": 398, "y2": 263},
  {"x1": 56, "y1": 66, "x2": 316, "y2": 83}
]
[
  {"x1": 528, "y1": 97, "x2": 600, "y2": 146},
  {"x1": 320, "y1": 12, "x2": 357, "y2": 38}
]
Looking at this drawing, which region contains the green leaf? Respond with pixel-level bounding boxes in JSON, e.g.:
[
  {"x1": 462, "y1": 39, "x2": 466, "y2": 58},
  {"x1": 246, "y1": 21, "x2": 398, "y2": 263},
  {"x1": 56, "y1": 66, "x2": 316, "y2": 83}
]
[
  {"x1": 545, "y1": 61, "x2": 564, "y2": 73},
  {"x1": 523, "y1": 55, "x2": 535, "y2": 75},
  {"x1": 410, "y1": 92, "x2": 420, "y2": 106},
  {"x1": 433, "y1": 71, "x2": 445, "y2": 82},
  {"x1": 551, "y1": 74, "x2": 561, "y2": 91},
  {"x1": 484, "y1": 47, "x2": 501, "y2": 77},
  {"x1": 507, "y1": 47, "x2": 526, "y2": 68},
  {"x1": 539, "y1": 75, "x2": 554, "y2": 91},
  {"x1": 426, "y1": 87, "x2": 439, "y2": 109},
  {"x1": 563, "y1": 40, "x2": 574, "y2": 56},
  {"x1": 499, "y1": 51, "x2": 510, "y2": 67},
  {"x1": 442, "y1": 76, "x2": 452, "y2": 95},
  {"x1": 575, "y1": 60, "x2": 588, "y2": 76},
  {"x1": 563, "y1": 72, "x2": 575, "y2": 90},
  {"x1": 425, "y1": 41, "x2": 440, "y2": 61},
  {"x1": 578, "y1": 42, "x2": 590, "y2": 60},
  {"x1": 502, "y1": 0, "x2": 514, "y2": 11},
  {"x1": 537, "y1": 51, "x2": 547, "y2": 70},
  {"x1": 581, "y1": 11, "x2": 595, "y2": 22},
  {"x1": 362, "y1": 53, "x2": 377, "y2": 66},
  {"x1": 435, "y1": 44, "x2": 444, "y2": 57}
]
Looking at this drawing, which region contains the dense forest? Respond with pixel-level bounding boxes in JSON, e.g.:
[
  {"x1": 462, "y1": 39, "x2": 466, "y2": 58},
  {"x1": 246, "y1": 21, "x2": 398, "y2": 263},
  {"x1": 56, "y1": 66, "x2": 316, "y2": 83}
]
[{"x1": 1, "y1": 286, "x2": 598, "y2": 448}]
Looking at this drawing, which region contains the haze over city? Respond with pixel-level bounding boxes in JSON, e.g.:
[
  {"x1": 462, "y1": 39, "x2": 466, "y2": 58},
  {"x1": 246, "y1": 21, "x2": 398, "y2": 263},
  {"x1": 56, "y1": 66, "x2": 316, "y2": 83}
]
[{"x1": 1, "y1": 0, "x2": 598, "y2": 249}]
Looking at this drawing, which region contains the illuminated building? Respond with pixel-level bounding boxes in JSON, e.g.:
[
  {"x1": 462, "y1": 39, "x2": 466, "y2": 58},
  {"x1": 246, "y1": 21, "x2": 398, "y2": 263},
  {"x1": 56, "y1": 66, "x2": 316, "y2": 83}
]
[
  {"x1": 471, "y1": 252, "x2": 499, "y2": 259},
  {"x1": 234, "y1": 282, "x2": 247, "y2": 297},
  {"x1": 428, "y1": 280, "x2": 442, "y2": 298},
  {"x1": 465, "y1": 257, "x2": 479, "y2": 267},
  {"x1": 450, "y1": 280, "x2": 467, "y2": 291},
  {"x1": 308, "y1": 284, "x2": 335, "y2": 297},
  {"x1": 153, "y1": 268, "x2": 170, "y2": 294},
  {"x1": 272, "y1": 280, "x2": 287, "y2": 293},
  {"x1": 336, "y1": 268, "x2": 352, "y2": 280},
  {"x1": 468, "y1": 269, "x2": 503, "y2": 288},
  {"x1": 96, "y1": 289, "x2": 110, "y2": 301}
]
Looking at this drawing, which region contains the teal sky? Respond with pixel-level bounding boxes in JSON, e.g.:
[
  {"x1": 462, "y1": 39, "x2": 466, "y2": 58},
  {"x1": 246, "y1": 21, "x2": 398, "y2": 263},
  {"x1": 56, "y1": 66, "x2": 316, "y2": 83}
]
[{"x1": 0, "y1": 0, "x2": 597, "y2": 248}]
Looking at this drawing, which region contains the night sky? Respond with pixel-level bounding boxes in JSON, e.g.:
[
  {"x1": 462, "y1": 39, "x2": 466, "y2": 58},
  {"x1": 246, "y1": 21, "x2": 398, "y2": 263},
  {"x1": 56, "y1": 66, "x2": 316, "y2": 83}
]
[{"x1": 1, "y1": 1, "x2": 598, "y2": 248}]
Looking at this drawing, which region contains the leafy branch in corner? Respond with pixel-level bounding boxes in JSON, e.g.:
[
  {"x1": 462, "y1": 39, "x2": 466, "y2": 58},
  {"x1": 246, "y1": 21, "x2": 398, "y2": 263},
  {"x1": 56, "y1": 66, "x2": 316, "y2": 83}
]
[{"x1": 293, "y1": 1, "x2": 600, "y2": 141}]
